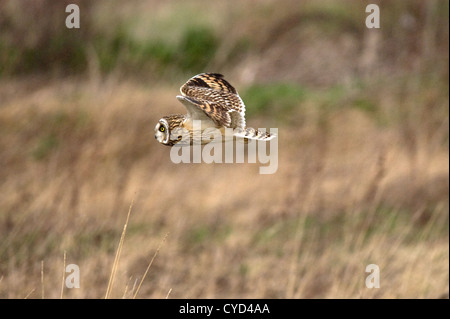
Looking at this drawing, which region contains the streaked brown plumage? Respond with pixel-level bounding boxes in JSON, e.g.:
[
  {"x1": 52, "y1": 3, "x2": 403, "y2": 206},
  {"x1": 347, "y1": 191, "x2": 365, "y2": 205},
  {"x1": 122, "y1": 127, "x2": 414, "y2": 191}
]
[{"x1": 154, "y1": 73, "x2": 275, "y2": 146}]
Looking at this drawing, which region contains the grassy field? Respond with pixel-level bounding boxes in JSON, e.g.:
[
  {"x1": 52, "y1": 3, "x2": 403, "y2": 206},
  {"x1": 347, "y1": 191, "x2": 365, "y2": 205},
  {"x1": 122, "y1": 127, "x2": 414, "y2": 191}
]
[{"x1": 0, "y1": 0, "x2": 448, "y2": 298}]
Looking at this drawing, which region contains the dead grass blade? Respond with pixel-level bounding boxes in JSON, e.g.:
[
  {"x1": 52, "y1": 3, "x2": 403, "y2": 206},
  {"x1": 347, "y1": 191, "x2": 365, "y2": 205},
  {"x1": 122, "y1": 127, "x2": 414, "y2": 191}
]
[
  {"x1": 133, "y1": 232, "x2": 169, "y2": 299},
  {"x1": 105, "y1": 198, "x2": 135, "y2": 299}
]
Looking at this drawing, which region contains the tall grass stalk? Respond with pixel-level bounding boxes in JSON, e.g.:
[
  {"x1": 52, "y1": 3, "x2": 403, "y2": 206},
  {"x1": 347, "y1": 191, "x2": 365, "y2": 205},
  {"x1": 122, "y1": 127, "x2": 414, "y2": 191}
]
[{"x1": 105, "y1": 198, "x2": 135, "y2": 299}]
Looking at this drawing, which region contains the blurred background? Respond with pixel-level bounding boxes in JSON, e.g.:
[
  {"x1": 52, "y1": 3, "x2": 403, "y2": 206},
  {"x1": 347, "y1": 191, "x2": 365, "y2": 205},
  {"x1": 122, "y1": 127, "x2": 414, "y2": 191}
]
[{"x1": 0, "y1": 0, "x2": 448, "y2": 298}]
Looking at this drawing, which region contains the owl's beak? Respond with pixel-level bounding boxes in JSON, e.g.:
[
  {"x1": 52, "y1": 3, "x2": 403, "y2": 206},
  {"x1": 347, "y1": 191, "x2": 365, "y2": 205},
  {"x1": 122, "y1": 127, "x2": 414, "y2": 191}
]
[{"x1": 155, "y1": 131, "x2": 164, "y2": 143}]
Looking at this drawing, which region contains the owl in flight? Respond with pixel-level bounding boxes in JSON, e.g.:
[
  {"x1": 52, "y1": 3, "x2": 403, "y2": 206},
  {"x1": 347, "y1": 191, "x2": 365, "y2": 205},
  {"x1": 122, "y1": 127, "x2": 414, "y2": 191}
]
[{"x1": 154, "y1": 73, "x2": 275, "y2": 146}]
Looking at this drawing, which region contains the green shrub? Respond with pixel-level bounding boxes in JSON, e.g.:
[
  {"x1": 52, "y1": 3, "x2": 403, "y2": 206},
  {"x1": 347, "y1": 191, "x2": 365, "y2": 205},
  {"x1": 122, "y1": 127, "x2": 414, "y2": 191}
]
[{"x1": 242, "y1": 83, "x2": 307, "y2": 115}]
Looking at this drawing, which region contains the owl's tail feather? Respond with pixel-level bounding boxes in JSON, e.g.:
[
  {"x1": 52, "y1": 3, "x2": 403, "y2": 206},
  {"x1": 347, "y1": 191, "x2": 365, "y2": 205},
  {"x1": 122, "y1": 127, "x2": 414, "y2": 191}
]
[{"x1": 234, "y1": 127, "x2": 276, "y2": 141}]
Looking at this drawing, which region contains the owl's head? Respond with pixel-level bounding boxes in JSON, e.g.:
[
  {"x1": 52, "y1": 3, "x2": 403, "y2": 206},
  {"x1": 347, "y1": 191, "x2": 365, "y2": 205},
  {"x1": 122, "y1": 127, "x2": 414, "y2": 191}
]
[
  {"x1": 154, "y1": 114, "x2": 187, "y2": 146},
  {"x1": 154, "y1": 118, "x2": 171, "y2": 145}
]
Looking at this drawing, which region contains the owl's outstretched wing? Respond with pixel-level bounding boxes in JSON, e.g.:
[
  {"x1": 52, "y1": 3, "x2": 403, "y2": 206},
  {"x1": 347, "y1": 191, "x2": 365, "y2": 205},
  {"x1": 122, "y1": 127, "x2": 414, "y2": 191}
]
[{"x1": 177, "y1": 73, "x2": 246, "y2": 129}]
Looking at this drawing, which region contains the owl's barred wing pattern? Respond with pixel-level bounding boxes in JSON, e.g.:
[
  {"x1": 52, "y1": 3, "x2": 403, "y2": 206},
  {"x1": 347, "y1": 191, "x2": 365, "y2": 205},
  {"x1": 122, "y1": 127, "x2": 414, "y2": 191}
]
[
  {"x1": 176, "y1": 95, "x2": 231, "y2": 128},
  {"x1": 182, "y1": 73, "x2": 237, "y2": 94},
  {"x1": 178, "y1": 73, "x2": 246, "y2": 129},
  {"x1": 176, "y1": 95, "x2": 219, "y2": 126},
  {"x1": 156, "y1": 73, "x2": 276, "y2": 146}
]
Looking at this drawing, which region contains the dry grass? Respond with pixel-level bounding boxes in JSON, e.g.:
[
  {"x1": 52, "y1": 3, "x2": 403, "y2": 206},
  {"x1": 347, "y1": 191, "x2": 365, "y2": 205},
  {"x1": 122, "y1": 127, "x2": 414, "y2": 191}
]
[
  {"x1": 0, "y1": 0, "x2": 448, "y2": 299},
  {"x1": 0, "y1": 74, "x2": 447, "y2": 298}
]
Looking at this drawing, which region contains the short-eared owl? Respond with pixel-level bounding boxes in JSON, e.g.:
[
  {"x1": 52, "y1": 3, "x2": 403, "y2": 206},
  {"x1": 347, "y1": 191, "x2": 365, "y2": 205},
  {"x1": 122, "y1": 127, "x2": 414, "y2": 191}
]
[{"x1": 155, "y1": 73, "x2": 275, "y2": 146}]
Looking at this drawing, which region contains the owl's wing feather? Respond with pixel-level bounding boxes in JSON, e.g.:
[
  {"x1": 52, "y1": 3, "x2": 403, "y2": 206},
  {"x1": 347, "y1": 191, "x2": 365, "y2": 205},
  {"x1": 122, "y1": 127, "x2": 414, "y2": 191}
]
[
  {"x1": 178, "y1": 73, "x2": 246, "y2": 129},
  {"x1": 176, "y1": 95, "x2": 227, "y2": 127}
]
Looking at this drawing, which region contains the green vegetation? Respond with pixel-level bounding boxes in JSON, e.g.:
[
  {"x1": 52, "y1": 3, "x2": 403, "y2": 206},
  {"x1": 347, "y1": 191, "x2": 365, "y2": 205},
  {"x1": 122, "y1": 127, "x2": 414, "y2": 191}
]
[
  {"x1": 242, "y1": 83, "x2": 307, "y2": 116},
  {"x1": 32, "y1": 134, "x2": 60, "y2": 160}
]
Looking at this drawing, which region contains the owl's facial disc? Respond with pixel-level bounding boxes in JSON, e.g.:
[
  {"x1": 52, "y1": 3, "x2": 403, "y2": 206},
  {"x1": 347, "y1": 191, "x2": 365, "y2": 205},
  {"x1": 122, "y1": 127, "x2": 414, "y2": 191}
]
[{"x1": 154, "y1": 119, "x2": 170, "y2": 145}]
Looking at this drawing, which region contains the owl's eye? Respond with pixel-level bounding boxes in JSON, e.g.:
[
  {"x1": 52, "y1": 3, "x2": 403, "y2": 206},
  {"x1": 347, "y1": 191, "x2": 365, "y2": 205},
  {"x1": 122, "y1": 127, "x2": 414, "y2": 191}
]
[{"x1": 159, "y1": 126, "x2": 165, "y2": 132}]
